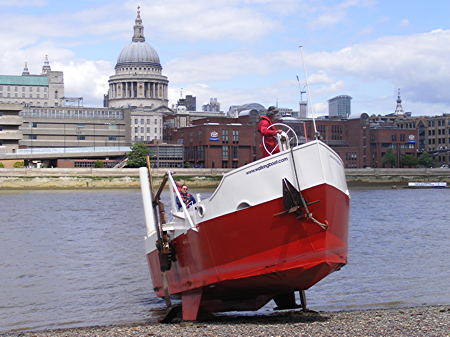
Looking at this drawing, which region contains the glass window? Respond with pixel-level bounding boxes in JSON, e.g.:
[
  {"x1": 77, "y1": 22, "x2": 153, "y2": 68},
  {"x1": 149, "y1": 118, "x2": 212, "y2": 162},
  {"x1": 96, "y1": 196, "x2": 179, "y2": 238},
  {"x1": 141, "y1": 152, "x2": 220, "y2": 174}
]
[{"x1": 222, "y1": 146, "x2": 228, "y2": 159}]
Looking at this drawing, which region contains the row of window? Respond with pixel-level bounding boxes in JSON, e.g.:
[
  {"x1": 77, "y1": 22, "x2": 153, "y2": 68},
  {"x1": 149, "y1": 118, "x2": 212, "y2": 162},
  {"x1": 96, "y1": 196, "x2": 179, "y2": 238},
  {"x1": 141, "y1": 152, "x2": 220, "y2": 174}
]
[
  {"x1": 429, "y1": 138, "x2": 450, "y2": 144},
  {"x1": 428, "y1": 120, "x2": 450, "y2": 127},
  {"x1": 134, "y1": 135, "x2": 160, "y2": 141},
  {"x1": 0, "y1": 92, "x2": 48, "y2": 99},
  {"x1": 21, "y1": 108, "x2": 124, "y2": 120},
  {"x1": 391, "y1": 134, "x2": 407, "y2": 141},
  {"x1": 28, "y1": 135, "x2": 118, "y2": 141},
  {"x1": 0, "y1": 86, "x2": 48, "y2": 92},
  {"x1": 134, "y1": 127, "x2": 160, "y2": 134},
  {"x1": 0, "y1": 100, "x2": 52, "y2": 106},
  {"x1": 134, "y1": 118, "x2": 161, "y2": 126}
]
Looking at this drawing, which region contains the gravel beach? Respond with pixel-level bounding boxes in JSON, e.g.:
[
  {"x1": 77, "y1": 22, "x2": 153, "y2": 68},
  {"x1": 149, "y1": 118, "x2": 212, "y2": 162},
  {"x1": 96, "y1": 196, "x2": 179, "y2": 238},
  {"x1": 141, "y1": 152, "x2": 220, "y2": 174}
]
[{"x1": 3, "y1": 305, "x2": 449, "y2": 337}]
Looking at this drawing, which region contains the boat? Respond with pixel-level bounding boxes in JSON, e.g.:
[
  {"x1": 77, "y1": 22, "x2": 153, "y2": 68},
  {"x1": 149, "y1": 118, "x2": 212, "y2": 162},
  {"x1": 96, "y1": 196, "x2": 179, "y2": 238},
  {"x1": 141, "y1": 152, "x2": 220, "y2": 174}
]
[
  {"x1": 139, "y1": 123, "x2": 350, "y2": 321},
  {"x1": 407, "y1": 182, "x2": 447, "y2": 188}
]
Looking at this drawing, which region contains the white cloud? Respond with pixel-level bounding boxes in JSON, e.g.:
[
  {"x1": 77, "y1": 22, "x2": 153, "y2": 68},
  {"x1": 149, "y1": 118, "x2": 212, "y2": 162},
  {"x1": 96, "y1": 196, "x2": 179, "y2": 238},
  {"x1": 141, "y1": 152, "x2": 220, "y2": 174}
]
[
  {"x1": 132, "y1": 0, "x2": 279, "y2": 41},
  {"x1": 308, "y1": 0, "x2": 376, "y2": 29},
  {"x1": 0, "y1": 0, "x2": 46, "y2": 7},
  {"x1": 400, "y1": 18, "x2": 410, "y2": 27},
  {"x1": 56, "y1": 60, "x2": 112, "y2": 106},
  {"x1": 305, "y1": 29, "x2": 450, "y2": 106}
]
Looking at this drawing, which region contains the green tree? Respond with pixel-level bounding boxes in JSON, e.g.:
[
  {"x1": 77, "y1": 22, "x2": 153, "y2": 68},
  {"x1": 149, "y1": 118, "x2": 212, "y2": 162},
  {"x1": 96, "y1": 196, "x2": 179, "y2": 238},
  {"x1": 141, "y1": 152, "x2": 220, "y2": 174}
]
[
  {"x1": 0, "y1": 162, "x2": 4, "y2": 168},
  {"x1": 417, "y1": 152, "x2": 433, "y2": 167},
  {"x1": 127, "y1": 143, "x2": 149, "y2": 167},
  {"x1": 94, "y1": 160, "x2": 105, "y2": 168},
  {"x1": 13, "y1": 161, "x2": 24, "y2": 168},
  {"x1": 382, "y1": 148, "x2": 396, "y2": 167},
  {"x1": 400, "y1": 154, "x2": 418, "y2": 168}
]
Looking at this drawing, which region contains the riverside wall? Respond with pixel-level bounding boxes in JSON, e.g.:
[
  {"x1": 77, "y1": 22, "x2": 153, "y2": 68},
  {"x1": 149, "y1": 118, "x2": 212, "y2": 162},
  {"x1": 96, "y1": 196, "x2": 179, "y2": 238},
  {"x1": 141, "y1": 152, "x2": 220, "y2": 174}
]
[{"x1": 0, "y1": 168, "x2": 449, "y2": 189}]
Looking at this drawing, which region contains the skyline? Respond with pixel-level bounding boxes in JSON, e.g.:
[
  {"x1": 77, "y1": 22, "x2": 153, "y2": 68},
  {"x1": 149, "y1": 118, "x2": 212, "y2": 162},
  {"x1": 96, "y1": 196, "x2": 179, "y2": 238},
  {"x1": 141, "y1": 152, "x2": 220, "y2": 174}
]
[{"x1": 1, "y1": 1, "x2": 450, "y2": 116}]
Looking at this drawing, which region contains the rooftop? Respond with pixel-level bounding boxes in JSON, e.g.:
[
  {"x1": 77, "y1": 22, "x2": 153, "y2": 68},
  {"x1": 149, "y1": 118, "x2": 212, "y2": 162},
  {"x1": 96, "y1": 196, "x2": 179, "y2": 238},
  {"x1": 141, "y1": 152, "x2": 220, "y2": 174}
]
[{"x1": 0, "y1": 75, "x2": 49, "y2": 86}]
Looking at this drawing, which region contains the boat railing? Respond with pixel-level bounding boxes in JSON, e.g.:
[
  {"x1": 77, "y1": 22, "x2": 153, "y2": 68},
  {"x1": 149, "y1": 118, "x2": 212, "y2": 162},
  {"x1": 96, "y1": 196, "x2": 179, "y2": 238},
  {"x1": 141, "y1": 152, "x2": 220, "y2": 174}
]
[{"x1": 167, "y1": 171, "x2": 197, "y2": 231}]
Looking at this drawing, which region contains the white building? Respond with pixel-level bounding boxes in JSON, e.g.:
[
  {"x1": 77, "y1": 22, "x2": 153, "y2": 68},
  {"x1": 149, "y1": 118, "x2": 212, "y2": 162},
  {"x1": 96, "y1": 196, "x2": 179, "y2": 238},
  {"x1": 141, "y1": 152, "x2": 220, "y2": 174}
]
[
  {"x1": 106, "y1": 8, "x2": 169, "y2": 110},
  {"x1": 0, "y1": 56, "x2": 64, "y2": 108},
  {"x1": 106, "y1": 8, "x2": 172, "y2": 143}
]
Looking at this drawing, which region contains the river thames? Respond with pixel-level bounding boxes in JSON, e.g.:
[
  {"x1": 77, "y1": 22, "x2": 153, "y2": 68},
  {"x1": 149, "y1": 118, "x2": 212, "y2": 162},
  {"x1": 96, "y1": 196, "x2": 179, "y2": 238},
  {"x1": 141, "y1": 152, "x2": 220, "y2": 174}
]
[{"x1": 0, "y1": 187, "x2": 449, "y2": 333}]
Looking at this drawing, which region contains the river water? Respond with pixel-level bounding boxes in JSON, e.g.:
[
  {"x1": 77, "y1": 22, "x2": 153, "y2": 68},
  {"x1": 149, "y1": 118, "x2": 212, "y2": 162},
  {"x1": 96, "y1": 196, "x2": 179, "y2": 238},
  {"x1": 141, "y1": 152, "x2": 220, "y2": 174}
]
[{"x1": 0, "y1": 187, "x2": 449, "y2": 332}]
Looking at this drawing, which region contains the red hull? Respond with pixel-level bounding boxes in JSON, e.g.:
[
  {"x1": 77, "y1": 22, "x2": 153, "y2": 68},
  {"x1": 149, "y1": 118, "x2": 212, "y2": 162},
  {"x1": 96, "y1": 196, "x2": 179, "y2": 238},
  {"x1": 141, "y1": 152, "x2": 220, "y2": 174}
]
[{"x1": 147, "y1": 183, "x2": 349, "y2": 316}]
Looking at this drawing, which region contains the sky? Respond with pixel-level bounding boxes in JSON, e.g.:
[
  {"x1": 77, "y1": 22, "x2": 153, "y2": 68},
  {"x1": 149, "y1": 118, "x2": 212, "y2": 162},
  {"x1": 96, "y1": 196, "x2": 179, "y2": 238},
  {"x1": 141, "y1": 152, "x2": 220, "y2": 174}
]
[{"x1": 1, "y1": 0, "x2": 450, "y2": 117}]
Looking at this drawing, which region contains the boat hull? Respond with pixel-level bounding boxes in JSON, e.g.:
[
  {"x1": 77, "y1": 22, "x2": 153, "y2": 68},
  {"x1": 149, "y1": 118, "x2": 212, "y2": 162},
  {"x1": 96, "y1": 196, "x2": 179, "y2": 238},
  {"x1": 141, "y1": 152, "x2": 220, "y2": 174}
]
[{"x1": 146, "y1": 182, "x2": 348, "y2": 314}]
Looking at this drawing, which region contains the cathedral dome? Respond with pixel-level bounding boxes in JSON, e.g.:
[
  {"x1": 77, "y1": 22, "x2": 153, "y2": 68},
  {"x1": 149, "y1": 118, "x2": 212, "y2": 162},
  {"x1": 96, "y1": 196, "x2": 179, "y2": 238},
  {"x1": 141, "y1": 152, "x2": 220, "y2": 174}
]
[
  {"x1": 115, "y1": 7, "x2": 161, "y2": 68},
  {"x1": 117, "y1": 42, "x2": 160, "y2": 66}
]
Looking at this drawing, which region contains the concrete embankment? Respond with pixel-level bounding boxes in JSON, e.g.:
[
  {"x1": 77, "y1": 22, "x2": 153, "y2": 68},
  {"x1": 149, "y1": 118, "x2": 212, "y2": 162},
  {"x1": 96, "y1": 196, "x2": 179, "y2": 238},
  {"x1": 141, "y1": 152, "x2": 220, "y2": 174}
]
[{"x1": 0, "y1": 168, "x2": 449, "y2": 189}]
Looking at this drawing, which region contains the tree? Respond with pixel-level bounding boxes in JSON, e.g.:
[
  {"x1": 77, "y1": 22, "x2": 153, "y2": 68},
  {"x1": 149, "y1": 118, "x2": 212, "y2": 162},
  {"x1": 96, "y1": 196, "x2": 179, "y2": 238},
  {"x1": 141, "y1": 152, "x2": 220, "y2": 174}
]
[
  {"x1": 94, "y1": 160, "x2": 105, "y2": 168},
  {"x1": 127, "y1": 143, "x2": 149, "y2": 167},
  {"x1": 0, "y1": 162, "x2": 4, "y2": 168},
  {"x1": 400, "y1": 154, "x2": 418, "y2": 168},
  {"x1": 382, "y1": 148, "x2": 396, "y2": 167},
  {"x1": 13, "y1": 161, "x2": 24, "y2": 168},
  {"x1": 418, "y1": 152, "x2": 433, "y2": 167}
]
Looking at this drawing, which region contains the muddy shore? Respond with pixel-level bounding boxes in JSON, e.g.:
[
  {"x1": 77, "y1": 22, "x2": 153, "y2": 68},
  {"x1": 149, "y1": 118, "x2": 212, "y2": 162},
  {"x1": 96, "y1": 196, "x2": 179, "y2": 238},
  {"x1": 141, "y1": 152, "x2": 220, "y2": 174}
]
[
  {"x1": 0, "y1": 168, "x2": 449, "y2": 189},
  {"x1": 2, "y1": 305, "x2": 449, "y2": 337}
]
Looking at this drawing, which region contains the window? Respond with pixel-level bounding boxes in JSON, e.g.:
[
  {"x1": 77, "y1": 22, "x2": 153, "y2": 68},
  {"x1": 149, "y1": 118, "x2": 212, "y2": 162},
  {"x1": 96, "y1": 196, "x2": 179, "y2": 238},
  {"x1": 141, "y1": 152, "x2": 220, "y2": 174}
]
[
  {"x1": 134, "y1": 127, "x2": 138, "y2": 133},
  {"x1": 135, "y1": 118, "x2": 138, "y2": 124},
  {"x1": 141, "y1": 118, "x2": 144, "y2": 124},
  {"x1": 77, "y1": 135, "x2": 85, "y2": 140},
  {"x1": 222, "y1": 161, "x2": 228, "y2": 168},
  {"x1": 222, "y1": 129, "x2": 229, "y2": 143},
  {"x1": 222, "y1": 146, "x2": 229, "y2": 159},
  {"x1": 141, "y1": 127, "x2": 144, "y2": 133},
  {"x1": 108, "y1": 136, "x2": 117, "y2": 141},
  {"x1": 232, "y1": 130, "x2": 239, "y2": 143},
  {"x1": 232, "y1": 146, "x2": 238, "y2": 158},
  {"x1": 29, "y1": 135, "x2": 37, "y2": 139}
]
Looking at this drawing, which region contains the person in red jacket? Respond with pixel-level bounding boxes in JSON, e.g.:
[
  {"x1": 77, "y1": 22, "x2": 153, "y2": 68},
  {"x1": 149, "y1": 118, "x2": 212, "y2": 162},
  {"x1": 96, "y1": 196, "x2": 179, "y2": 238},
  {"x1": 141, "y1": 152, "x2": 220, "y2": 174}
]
[{"x1": 258, "y1": 106, "x2": 282, "y2": 158}]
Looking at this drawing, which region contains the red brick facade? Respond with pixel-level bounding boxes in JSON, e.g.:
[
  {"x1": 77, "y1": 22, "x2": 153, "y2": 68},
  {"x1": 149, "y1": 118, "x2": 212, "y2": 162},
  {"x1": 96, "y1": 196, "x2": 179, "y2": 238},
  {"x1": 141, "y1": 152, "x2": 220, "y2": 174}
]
[{"x1": 169, "y1": 113, "x2": 419, "y2": 169}]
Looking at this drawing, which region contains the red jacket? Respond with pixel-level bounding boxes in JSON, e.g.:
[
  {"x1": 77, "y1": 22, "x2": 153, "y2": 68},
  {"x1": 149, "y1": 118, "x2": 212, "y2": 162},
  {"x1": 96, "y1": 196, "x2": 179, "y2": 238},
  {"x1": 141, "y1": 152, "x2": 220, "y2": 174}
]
[{"x1": 258, "y1": 116, "x2": 279, "y2": 157}]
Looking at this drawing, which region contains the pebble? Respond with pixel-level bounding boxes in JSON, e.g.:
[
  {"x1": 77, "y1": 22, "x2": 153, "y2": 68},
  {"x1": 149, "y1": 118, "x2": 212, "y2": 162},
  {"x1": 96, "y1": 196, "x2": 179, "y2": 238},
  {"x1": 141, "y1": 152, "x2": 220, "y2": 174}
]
[{"x1": 2, "y1": 305, "x2": 449, "y2": 337}]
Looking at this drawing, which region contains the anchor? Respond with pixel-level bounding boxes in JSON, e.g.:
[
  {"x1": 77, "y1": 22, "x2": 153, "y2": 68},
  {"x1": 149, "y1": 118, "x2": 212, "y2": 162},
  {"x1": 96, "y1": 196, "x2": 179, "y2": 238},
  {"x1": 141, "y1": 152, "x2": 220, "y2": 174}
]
[{"x1": 274, "y1": 178, "x2": 328, "y2": 230}]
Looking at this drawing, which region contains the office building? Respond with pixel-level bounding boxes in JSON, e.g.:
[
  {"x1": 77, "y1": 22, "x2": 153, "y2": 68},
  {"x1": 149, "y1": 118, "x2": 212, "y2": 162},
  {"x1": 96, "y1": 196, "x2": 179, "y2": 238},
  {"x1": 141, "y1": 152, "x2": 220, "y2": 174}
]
[{"x1": 328, "y1": 95, "x2": 352, "y2": 118}]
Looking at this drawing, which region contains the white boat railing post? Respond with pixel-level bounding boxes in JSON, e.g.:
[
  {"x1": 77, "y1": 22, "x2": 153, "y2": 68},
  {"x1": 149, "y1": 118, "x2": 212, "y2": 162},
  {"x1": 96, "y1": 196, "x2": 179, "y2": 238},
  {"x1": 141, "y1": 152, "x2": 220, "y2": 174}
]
[
  {"x1": 139, "y1": 167, "x2": 157, "y2": 237},
  {"x1": 167, "y1": 171, "x2": 178, "y2": 216},
  {"x1": 167, "y1": 172, "x2": 197, "y2": 231}
]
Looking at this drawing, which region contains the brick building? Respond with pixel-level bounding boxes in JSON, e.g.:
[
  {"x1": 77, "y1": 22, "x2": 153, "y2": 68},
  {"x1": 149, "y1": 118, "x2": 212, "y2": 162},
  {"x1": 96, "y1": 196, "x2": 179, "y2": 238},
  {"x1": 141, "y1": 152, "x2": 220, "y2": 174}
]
[
  {"x1": 170, "y1": 112, "x2": 260, "y2": 168},
  {"x1": 303, "y1": 114, "x2": 418, "y2": 168}
]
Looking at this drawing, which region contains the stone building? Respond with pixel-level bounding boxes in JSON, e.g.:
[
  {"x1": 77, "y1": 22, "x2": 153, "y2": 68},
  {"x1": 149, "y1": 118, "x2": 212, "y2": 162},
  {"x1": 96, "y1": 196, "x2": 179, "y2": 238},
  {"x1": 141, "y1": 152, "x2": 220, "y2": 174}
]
[
  {"x1": 106, "y1": 8, "x2": 168, "y2": 110},
  {"x1": 0, "y1": 56, "x2": 64, "y2": 107},
  {"x1": 0, "y1": 104, "x2": 22, "y2": 153},
  {"x1": 105, "y1": 7, "x2": 171, "y2": 143},
  {"x1": 19, "y1": 107, "x2": 127, "y2": 149}
]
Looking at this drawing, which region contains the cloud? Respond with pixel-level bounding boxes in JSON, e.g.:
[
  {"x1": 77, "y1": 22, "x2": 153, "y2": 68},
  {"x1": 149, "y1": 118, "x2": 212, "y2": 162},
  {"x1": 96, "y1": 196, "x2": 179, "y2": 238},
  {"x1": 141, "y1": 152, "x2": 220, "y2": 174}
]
[
  {"x1": 0, "y1": 0, "x2": 46, "y2": 7},
  {"x1": 400, "y1": 18, "x2": 409, "y2": 27},
  {"x1": 307, "y1": 0, "x2": 376, "y2": 29},
  {"x1": 305, "y1": 29, "x2": 450, "y2": 106},
  {"x1": 134, "y1": 0, "x2": 279, "y2": 41},
  {"x1": 55, "y1": 60, "x2": 112, "y2": 106}
]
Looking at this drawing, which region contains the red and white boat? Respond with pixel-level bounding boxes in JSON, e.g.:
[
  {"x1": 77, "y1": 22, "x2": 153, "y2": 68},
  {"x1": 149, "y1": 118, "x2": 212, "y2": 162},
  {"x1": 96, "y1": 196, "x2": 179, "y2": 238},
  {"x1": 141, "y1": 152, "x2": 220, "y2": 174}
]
[{"x1": 139, "y1": 125, "x2": 349, "y2": 321}]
